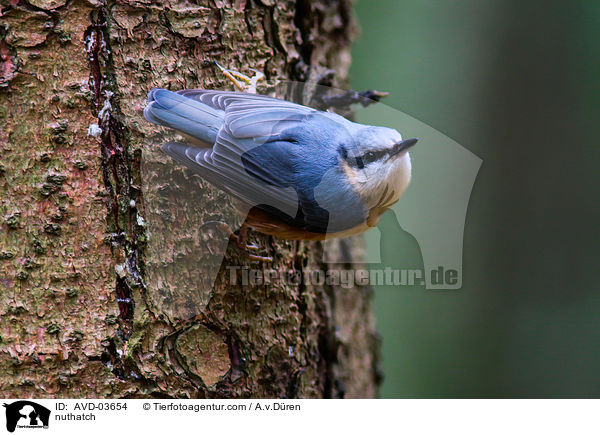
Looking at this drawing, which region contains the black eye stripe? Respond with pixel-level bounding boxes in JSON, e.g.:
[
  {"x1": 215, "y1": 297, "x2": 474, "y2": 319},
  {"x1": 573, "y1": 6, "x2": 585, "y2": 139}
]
[
  {"x1": 338, "y1": 145, "x2": 348, "y2": 159},
  {"x1": 362, "y1": 150, "x2": 387, "y2": 164},
  {"x1": 344, "y1": 149, "x2": 389, "y2": 168}
]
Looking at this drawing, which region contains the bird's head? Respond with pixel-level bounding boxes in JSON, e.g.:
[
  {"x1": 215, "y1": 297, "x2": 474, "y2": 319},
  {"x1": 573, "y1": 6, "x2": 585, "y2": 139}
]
[{"x1": 338, "y1": 126, "x2": 417, "y2": 211}]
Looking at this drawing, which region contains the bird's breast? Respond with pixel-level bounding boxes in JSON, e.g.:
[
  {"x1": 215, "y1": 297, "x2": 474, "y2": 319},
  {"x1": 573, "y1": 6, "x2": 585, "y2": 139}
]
[{"x1": 244, "y1": 206, "x2": 375, "y2": 241}]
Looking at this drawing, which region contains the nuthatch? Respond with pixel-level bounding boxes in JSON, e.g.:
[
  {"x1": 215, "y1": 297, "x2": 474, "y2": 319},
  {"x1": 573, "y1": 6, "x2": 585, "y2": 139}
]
[{"x1": 144, "y1": 88, "x2": 417, "y2": 241}]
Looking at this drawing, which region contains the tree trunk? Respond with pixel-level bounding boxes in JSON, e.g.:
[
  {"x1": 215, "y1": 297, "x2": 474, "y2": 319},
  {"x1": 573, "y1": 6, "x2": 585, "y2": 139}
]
[{"x1": 0, "y1": 0, "x2": 380, "y2": 398}]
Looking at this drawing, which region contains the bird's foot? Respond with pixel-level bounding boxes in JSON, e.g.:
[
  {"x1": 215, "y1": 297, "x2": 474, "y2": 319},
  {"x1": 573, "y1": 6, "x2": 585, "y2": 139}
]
[
  {"x1": 201, "y1": 220, "x2": 273, "y2": 262},
  {"x1": 215, "y1": 61, "x2": 264, "y2": 94}
]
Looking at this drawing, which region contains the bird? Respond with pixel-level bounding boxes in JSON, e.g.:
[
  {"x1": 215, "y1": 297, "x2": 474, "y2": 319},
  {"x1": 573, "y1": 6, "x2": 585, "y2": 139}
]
[{"x1": 144, "y1": 87, "x2": 417, "y2": 242}]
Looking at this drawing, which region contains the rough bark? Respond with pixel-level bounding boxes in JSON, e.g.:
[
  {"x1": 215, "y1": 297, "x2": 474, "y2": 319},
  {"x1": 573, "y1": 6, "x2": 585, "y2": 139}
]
[{"x1": 0, "y1": 0, "x2": 381, "y2": 398}]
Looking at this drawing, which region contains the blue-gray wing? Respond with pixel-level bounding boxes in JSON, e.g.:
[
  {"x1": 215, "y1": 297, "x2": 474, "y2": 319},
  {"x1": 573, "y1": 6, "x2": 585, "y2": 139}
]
[
  {"x1": 156, "y1": 89, "x2": 356, "y2": 231},
  {"x1": 176, "y1": 89, "x2": 315, "y2": 139},
  {"x1": 158, "y1": 90, "x2": 315, "y2": 219},
  {"x1": 161, "y1": 139, "x2": 300, "y2": 220}
]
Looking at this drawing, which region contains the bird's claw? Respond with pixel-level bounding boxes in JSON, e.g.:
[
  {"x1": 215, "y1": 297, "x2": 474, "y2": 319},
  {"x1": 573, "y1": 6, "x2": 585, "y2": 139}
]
[
  {"x1": 246, "y1": 253, "x2": 273, "y2": 263},
  {"x1": 215, "y1": 61, "x2": 264, "y2": 94},
  {"x1": 201, "y1": 220, "x2": 236, "y2": 239},
  {"x1": 200, "y1": 220, "x2": 272, "y2": 262}
]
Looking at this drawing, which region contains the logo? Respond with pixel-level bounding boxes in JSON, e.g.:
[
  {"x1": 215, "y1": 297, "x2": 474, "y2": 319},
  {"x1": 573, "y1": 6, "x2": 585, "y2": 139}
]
[{"x1": 3, "y1": 401, "x2": 50, "y2": 433}]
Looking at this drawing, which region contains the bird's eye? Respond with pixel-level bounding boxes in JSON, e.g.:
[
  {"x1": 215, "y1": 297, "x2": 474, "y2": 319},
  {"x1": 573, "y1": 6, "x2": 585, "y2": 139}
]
[
  {"x1": 353, "y1": 151, "x2": 381, "y2": 169},
  {"x1": 364, "y1": 151, "x2": 377, "y2": 163}
]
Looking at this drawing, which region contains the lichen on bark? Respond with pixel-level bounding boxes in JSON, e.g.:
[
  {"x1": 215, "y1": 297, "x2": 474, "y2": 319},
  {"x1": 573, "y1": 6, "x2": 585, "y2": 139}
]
[{"x1": 0, "y1": 0, "x2": 381, "y2": 398}]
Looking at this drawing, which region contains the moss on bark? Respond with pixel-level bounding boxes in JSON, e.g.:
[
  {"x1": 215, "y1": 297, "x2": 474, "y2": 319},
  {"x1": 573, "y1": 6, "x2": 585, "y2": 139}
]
[{"x1": 0, "y1": 0, "x2": 380, "y2": 398}]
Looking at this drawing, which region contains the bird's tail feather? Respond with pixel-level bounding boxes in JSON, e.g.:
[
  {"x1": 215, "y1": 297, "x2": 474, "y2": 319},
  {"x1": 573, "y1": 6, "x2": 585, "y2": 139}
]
[{"x1": 144, "y1": 89, "x2": 223, "y2": 145}]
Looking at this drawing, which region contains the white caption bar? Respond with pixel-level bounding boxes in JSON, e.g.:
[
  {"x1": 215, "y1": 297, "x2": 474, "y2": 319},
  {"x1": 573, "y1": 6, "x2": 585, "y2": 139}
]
[{"x1": 0, "y1": 399, "x2": 597, "y2": 435}]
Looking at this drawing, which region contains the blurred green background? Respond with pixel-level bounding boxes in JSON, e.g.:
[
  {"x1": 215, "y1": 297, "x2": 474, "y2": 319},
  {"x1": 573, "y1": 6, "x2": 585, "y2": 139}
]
[{"x1": 350, "y1": 0, "x2": 600, "y2": 398}]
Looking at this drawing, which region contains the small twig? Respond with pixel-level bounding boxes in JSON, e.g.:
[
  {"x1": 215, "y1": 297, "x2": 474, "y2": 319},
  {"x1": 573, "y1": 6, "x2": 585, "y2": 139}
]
[{"x1": 316, "y1": 89, "x2": 389, "y2": 110}]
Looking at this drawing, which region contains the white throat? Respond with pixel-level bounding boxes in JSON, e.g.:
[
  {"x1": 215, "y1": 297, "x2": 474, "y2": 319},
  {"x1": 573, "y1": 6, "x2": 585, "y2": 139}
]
[{"x1": 366, "y1": 152, "x2": 412, "y2": 210}]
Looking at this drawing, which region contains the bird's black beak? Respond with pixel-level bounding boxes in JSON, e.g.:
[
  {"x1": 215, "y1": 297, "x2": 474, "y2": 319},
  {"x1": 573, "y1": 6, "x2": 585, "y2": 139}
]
[{"x1": 389, "y1": 138, "x2": 418, "y2": 157}]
